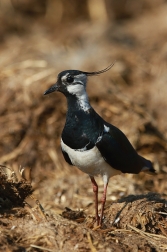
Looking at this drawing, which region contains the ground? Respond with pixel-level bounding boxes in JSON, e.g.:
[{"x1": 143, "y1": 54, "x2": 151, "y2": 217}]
[{"x1": 0, "y1": 1, "x2": 167, "y2": 251}]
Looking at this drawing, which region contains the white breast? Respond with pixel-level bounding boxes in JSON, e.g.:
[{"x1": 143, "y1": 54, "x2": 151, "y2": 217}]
[{"x1": 61, "y1": 139, "x2": 121, "y2": 183}]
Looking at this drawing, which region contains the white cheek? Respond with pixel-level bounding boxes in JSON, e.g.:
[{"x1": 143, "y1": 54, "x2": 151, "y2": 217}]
[{"x1": 67, "y1": 84, "x2": 85, "y2": 96}]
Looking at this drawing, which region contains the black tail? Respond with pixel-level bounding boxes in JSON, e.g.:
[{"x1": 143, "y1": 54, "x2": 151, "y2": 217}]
[{"x1": 140, "y1": 156, "x2": 156, "y2": 174}]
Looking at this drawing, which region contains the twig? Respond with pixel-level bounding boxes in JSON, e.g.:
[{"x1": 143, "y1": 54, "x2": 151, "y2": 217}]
[
  {"x1": 128, "y1": 225, "x2": 167, "y2": 250},
  {"x1": 154, "y1": 211, "x2": 167, "y2": 216},
  {"x1": 87, "y1": 232, "x2": 97, "y2": 252},
  {"x1": 128, "y1": 224, "x2": 167, "y2": 240},
  {"x1": 158, "y1": 224, "x2": 167, "y2": 237},
  {"x1": 99, "y1": 228, "x2": 132, "y2": 234},
  {"x1": 0, "y1": 136, "x2": 28, "y2": 163},
  {"x1": 25, "y1": 69, "x2": 55, "y2": 86},
  {"x1": 92, "y1": 225, "x2": 101, "y2": 231},
  {"x1": 24, "y1": 204, "x2": 41, "y2": 222},
  {"x1": 30, "y1": 244, "x2": 55, "y2": 252},
  {"x1": 36, "y1": 199, "x2": 48, "y2": 221},
  {"x1": 47, "y1": 148, "x2": 63, "y2": 172}
]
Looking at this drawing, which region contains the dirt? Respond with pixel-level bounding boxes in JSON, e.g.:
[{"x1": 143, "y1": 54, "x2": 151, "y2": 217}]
[{"x1": 0, "y1": 1, "x2": 167, "y2": 251}]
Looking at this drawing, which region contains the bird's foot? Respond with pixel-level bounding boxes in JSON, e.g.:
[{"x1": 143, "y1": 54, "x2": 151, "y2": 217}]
[{"x1": 92, "y1": 216, "x2": 105, "y2": 230}]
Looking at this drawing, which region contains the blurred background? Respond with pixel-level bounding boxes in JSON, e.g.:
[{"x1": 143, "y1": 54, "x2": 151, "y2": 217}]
[{"x1": 0, "y1": 0, "x2": 167, "y2": 212}]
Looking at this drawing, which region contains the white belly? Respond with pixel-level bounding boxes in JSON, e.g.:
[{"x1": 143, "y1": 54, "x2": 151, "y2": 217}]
[{"x1": 61, "y1": 139, "x2": 121, "y2": 182}]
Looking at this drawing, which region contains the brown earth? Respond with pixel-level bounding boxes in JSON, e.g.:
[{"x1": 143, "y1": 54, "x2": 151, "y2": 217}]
[{"x1": 0, "y1": 1, "x2": 167, "y2": 251}]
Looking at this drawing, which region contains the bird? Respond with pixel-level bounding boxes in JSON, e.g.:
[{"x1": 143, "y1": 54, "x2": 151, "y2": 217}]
[{"x1": 44, "y1": 63, "x2": 155, "y2": 226}]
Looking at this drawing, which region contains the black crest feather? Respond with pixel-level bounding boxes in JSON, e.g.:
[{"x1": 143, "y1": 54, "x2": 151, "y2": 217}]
[{"x1": 82, "y1": 62, "x2": 115, "y2": 76}]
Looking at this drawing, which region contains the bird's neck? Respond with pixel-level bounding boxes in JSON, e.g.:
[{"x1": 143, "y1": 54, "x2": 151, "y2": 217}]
[{"x1": 66, "y1": 92, "x2": 91, "y2": 113}]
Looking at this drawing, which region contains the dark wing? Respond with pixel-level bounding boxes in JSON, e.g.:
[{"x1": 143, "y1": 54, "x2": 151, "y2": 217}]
[
  {"x1": 61, "y1": 148, "x2": 73, "y2": 166},
  {"x1": 96, "y1": 124, "x2": 144, "y2": 174}
]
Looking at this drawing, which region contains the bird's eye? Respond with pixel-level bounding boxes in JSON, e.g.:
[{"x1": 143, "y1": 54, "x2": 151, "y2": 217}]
[{"x1": 67, "y1": 75, "x2": 74, "y2": 83}]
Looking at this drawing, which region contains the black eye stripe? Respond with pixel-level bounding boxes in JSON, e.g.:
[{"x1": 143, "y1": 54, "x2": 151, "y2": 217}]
[{"x1": 73, "y1": 81, "x2": 84, "y2": 85}]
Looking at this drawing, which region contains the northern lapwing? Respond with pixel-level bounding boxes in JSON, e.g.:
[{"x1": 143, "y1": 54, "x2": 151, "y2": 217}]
[{"x1": 44, "y1": 64, "x2": 155, "y2": 226}]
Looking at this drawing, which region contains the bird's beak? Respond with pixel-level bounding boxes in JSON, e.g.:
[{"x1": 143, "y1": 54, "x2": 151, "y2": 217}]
[{"x1": 44, "y1": 83, "x2": 58, "y2": 95}]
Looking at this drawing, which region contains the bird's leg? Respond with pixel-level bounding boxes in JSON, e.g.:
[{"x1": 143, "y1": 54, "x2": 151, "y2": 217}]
[
  {"x1": 89, "y1": 176, "x2": 99, "y2": 225},
  {"x1": 99, "y1": 182, "x2": 108, "y2": 226}
]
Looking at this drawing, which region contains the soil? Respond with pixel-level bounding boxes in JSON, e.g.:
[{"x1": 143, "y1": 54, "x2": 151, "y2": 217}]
[{"x1": 0, "y1": 1, "x2": 167, "y2": 251}]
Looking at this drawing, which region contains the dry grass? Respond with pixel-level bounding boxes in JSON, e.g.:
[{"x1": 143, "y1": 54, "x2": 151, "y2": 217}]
[{"x1": 0, "y1": 0, "x2": 167, "y2": 251}]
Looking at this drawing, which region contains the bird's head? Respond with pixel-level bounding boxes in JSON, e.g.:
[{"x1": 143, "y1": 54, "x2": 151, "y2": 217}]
[{"x1": 44, "y1": 63, "x2": 114, "y2": 97}]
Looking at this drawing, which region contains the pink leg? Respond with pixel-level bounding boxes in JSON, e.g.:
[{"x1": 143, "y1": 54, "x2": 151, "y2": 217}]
[
  {"x1": 99, "y1": 182, "x2": 108, "y2": 226},
  {"x1": 89, "y1": 176, "x2": 99, "y2": 225}
]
